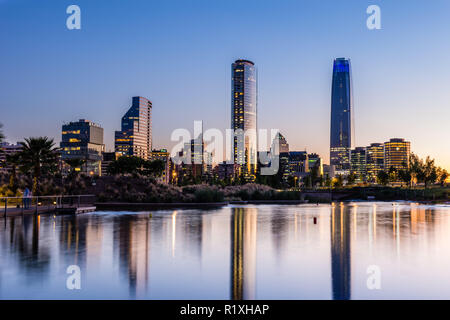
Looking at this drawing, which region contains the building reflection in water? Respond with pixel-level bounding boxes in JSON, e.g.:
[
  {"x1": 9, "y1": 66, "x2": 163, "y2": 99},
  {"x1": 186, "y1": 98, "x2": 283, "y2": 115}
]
[
  {"x1": 0, "y1": 202, "x2": 446, "y2": 299},
  {"x1": 270, "y1": 209, "x2": 290, "y2": 259},
  {"x1": 0, "y1": 214, "x2": 51, "y2": 282},
  {"x1": 59, "y1": 215, "x2": 88, "y2": 267},
  {"x1": 230, "y1": 207, "x2": 257, "y2": 300},
  {"x1": 114, "y1": 215, "x2": 151, "y2": 299},
  {"x1": 330, "y1": 203, "x2": 351, "y2": 300}
]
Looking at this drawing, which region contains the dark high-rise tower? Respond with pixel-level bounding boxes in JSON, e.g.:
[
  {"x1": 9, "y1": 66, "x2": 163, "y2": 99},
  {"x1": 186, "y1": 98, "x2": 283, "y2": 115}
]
[
  {"x1": 115, "y1": 96, "x2": 152, "y2": 160},
  {"x1": 330, "y1": 58, "x2": 354, "y2": 175},
  {"x1": 231, "y1": 59, "x2": 257, "y2": 179}
]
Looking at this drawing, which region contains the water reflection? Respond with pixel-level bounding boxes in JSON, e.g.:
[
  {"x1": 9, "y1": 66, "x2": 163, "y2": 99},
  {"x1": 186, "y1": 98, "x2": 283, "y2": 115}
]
[
  {"x1": 331, "y1": 204, "x2": 351, "y2": 300},
  {"x1": 114, "y1": 215, "x2": 150, "y2": 298},
  {"x1": 0, "y1": 202, "x2": 450, "y2": 299},
  {"x1": 230, "y1": 208, "x2": 257, "y2": 300}
]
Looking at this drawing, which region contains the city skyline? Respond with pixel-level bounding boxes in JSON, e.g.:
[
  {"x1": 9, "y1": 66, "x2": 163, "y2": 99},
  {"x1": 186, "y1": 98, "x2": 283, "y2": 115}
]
[{"x1": 1, "y1": 0, "x2": 449, "y2": 171}]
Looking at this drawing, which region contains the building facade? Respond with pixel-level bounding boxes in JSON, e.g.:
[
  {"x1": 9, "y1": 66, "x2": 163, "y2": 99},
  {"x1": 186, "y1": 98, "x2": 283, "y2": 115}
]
[
  {"x1": 330, "y1": 58, "x2": 354, "y2": 176},
  {"x1": 308, "y1": 153, "x2": 323, "y2": 176},
  {"x1": 60, "y1": 119, "x2": 104, "y2": 175},
  {"x1": 350, "y1": 147, "x2": 367, "y2": 182},
  {"x1": 101, "y1": 151, "x2": 118, "y2": 176},
  {"x1": 216, "y1": 161, "x2": 240, "y2": 182},
  {"x1": 115, "y1": 96, "x2": 152, "y2": 159},
  {"x1": 288, "y1": 151, "x2": 309, "y2": 178},
  {"x1": 384, "y1": 138, "x2": 410, "y2": 171},
  {"x1": 150, "y1": 149, "x2": 173, "y2": 184},
  {"x1": 366, "y1": 143, "x2": 384, "y2": 181},
  {"x1": 231, "y1": 59, "x2": 258, "y2": 180},
  {"x1": 0, "y1": 142, "x2": 22, "y2": 173},
  {"x1": 270, "y1": 132, "x2": 290, "y2": 182},
  {"x1": 181, "y1": 135, "x2": 204, "y2": 178}
]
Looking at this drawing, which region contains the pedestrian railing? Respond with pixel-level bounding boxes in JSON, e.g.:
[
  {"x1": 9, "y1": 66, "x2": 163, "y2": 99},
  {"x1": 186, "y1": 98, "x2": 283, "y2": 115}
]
[{"x1": 0, "y1": 195, "x2": 96, "y2": 217}]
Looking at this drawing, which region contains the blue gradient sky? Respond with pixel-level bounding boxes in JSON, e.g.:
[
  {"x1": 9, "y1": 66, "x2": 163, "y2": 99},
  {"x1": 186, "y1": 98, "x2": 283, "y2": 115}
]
[{"x1": 1, "y1": 0, "x2": 449, "y2": 169}]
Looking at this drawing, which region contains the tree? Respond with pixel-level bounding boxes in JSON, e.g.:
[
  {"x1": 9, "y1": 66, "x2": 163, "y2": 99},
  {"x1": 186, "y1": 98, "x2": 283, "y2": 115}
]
[
  {"x1": 309, "y1": 162, "x2": 321, "y2": 189},
  {"x1": 143, "y1": 159, "x2": 166, "y2": 177},
  {"x1": 333, "y1": 174, "x2": 344, "y2": 188},
  {"x1": 64, "y1": 158, "x2": 86, "y2": 176},
  {"x1": 422, "y1": 156, "x2": 438, "y2": 188},
  {"x1": 437, "y1": 168, "x2": 448, "y2": 187},
  {"x1": 398, "y1": 161, "x2": 412, "y2": 187},
  {"x1": 107, "y1": 156, "x2": 144, "y2": 175},
  {"x1": 398, "y1": 168, "x2": 412, "y2": 188},
  {"x1": 409, "y1": 153, "x2": 424, "y2": 187},
  {"x1": 324, "y1": 174, "x2": 331, "y2": 187},
  {"x1": 376, "y1": 170, "x2": 389, "y2": 186},
  {"x1": 107, "y1": 156, "x2": 166, "y2": 178},
  {"x1": 5, "y1": 153, "x2": 20, "y2": 194},
  {"x1": 0, "y1": 123, "x2": 4, "y2": 144},
  {"x1": 18, "y1": 137, "x2": 59, "y2": 195},
  {"x1": 388, "y1": 166, "x2": 398, "y2": 183},
  {"x1": 346, "y1": 172, "x2": 357, "y2": 186}
]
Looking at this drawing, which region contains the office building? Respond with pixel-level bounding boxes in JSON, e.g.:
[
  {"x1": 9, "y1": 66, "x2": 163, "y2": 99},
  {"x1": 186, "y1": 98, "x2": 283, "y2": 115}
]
[
  {"x1": 366, "y1": 143, "x2": 384, "y2": 181},
  {"x1": 288, "y1": 151, "x2": 309, "y2": 179},
  {"x1": 216, "y1": 161, "x2": 241, "y2": 182},
  {"x1": 115, "y1": 96, "x2": 152, "y2": 159},
  {"x1": 60, "y1": 119, "x2": 104, "y2": 175},
  {"x1": 0, "y1": 142, "x2": 22, "y2": 173},
  {"x1": 384, "y1": 138, "x2": 410, "y2": 171},
  {"x1": 270, "y1": 132, "x2": 290, "y2": 182},
  {"x1": 350, "y1": 147, "x2": 367, "y2": 182},
  {"x1": 101, "y1": 151, "x2": 118, "y2": 176},
  {"x1": 308, "y1": 153, "x2": 323, "y2": 176},
  {"x1": 150, "y1": 149, "x2": 173, "y2": 184}
]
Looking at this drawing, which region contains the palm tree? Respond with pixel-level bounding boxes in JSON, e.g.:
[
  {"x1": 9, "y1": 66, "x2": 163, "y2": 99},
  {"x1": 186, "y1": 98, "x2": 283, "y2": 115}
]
[
  {"x1": 64, "y1": 158, "x2": 86, "y2": 176},
  {"x1": 18, "y1": 137, "x2": 59, "y2": 195}
]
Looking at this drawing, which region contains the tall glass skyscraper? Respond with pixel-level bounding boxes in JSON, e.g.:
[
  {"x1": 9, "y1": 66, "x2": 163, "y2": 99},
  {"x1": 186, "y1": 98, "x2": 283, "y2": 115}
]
[
  {"x1": 115, "y1": 96, "x2": 152, "y2": 159},
  {"x1": 231, "y1": 59, "x2": 257, "y2": 179},
  {"x1": 330, "y1": 58, "x2": 354, "y2": 175}
]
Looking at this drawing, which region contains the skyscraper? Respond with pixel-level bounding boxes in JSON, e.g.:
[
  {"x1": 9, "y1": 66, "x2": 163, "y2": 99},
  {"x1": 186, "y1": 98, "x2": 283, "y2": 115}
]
[
  {"x1": 115, "y1": 96, "x2": 152, "y2": 159},
  {"x1": 330, "y1": 58, "x2": 354, "y2": 175},
  {"x1": 231, "y1": 59, "x2": 257, "y2": 180}
]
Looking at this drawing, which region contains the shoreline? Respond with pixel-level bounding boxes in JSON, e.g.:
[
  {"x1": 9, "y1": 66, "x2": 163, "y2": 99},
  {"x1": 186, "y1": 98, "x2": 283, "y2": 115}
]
[
  {"x1": 2, "y1": 199, "x2": 448, "y2": 217},
  {"x1": 95, "y1": 199, "x2": 310, "y2": 211}
]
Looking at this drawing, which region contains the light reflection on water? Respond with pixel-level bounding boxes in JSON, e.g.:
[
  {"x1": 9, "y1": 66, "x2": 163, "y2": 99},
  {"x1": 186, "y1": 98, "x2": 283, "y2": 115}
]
[{"x1": 1, "y1": 202, "x2": 450, "y2": 300}]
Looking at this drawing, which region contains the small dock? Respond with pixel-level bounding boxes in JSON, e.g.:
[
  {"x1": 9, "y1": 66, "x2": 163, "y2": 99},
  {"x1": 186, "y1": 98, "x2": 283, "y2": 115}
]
[
  {"x1": 1, "y1": 195, "x2": 96, "y2": 217},
  {"x1": 55, "y1": 206, "x2": 96, "y2": 215}
]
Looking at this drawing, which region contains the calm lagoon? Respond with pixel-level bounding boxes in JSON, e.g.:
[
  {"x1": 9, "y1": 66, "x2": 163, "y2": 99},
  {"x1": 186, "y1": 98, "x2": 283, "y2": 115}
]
[{"x1": 1, "y1": 202, "x2": 450, "y2": 299}]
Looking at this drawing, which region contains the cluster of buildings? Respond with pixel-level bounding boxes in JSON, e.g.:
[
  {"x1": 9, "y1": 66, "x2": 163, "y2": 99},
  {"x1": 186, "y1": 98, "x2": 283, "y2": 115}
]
[
  {"x1": 329, "y1": 58, "x2": 411, "y2": 183},
  {"x1": 1, "y1": 57, "x2": 413, "y2": 186}
]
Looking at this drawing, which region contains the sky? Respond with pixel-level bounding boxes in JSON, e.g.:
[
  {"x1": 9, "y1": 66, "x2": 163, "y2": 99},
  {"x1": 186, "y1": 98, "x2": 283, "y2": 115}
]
[{"x1": 0, "y1": 0, "x2": 449, "y2": 170}]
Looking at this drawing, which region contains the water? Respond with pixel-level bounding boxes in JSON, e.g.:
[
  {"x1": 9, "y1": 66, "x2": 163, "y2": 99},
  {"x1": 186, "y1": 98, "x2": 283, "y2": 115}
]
[{"x1": 1, "y1": 202, "x2": 450, "y2": 300}]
